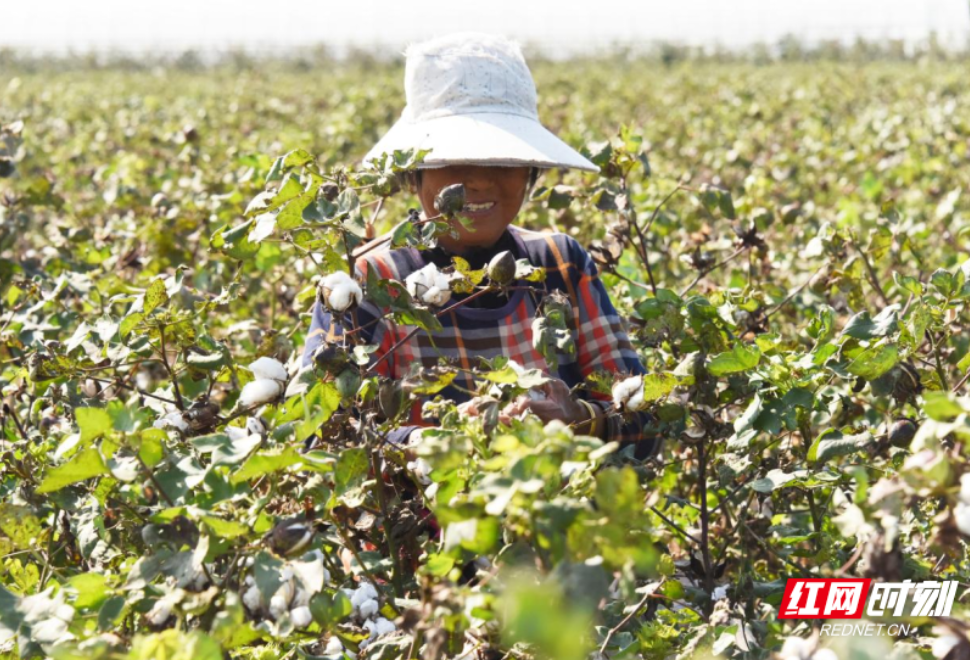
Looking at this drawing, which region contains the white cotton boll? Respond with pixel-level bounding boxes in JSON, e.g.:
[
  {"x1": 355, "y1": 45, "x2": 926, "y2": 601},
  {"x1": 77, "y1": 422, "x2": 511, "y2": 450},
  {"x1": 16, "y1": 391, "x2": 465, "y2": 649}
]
[
  {"x1": 358, "y1": 598, "x2": 379, "y2": 619},
  {"x1": 239, "y1": 379, "x2": 283, "y2": 408},
  {"x1": 225, "y1": 425, "x2": 248, "y2": 441},
  {"x1": 363, "y1": 619, "x2": 378, "y2": 637},
  {"x1": 351, "y1": 583, "x2": 378, "y2": 608},
  {"x1": 932, "y1": 628, "x2": 961, "y2": 659},
  {"x1": 280, "y1": 567, "x2": 294, "y2": 581},
  {"x1": 405, "y1": 264, "x2": 453, "y2": 307},
  {"x1": 153, "y1": 410, "x2": 188, "y2": 432},
  {"x1": 959, "y1": 474, "x2": 970, "y2": 504},
  {"x1": 374, "y1": 617, "x2": 396, "y2": 636},
  {"x1": 321, "y1": 271, "x2": 363, "y2": 313},
  {"x1": 54, "y1": 604, "x2": 75, "y2": 623},
  {"x1": 269, "y1": 594, "x2": 289, "y2": 620},
  {"x1": 324, "y1": 636, "x2": 344, "y2": 655},
  {"x1": 407, "y1": 458, "x2": 432, "y2": 485},
  {"x1": 955, "y1": 502, "x2": 970, "y2": 537},
  {"x1": 290, "y1": 605, "x2": 312, "y2": 628},
  {"x1": 778, "y1": 636, "x2": 815, "y2": 660},
  {"x1": 31, "y1": 617, "x2": 69, "y2": 644},
  {"x1": 812, "y1": 651, "x2": 838, "y2": 660},
  {"x1": 249, "y1": 356, "x2": 288, "y2": 382},
  {"x1": 242, "y1": 584, "x2": 262, "y2": 612},
  {"x1": 612, "y1": 375, "x2": 645, "y2": 412},
  {"x1": 135, "y1": 370, "x2": 154, "y2": 391},
  {"x1": 146, "y1": 601, "x2": 172, "y2": 626},
  {"x1": 246, "y1": 416, "x2": 265, "y2": 436}
]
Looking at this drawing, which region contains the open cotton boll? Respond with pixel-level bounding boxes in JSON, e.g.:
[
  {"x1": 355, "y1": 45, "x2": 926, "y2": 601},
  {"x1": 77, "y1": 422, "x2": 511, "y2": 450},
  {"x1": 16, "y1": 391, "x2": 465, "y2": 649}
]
[
  {"x1": 239, "y1": 379, "x2": 283, "y2": 408},
  {"x1": 153, "y1": 410, "x2": 188, "y2": 432},
  {"x1": 321, "y1": 271, "x2": 363, "y2": 313},
  {"x1": 146, "y1": 600, "x2": 173, "y2": 626},
  {"x1": 358, "y1": 598, "x2": 379, "y2": 619},
  {"x1": 290, "y1": 606, "x2": 312, "y2": 628},
  {"x1": 955, "y1": 502, "x2": 970, "y2": 537},
  {"x1": 350, "y1": 583, "x2": 378, "y2": 608},
  {"x1": 242, "y1": 583, "x2": 262, "y2": 612},
  {"x1": 405, "y1": 264, "x2": 453, "y2": 307},
  {"x1": 959, "y1": 474, "x2": 970, "y2": 504},
  {"x1": 612, "y1": 375, "x2": 645, "y2": 412},
  {"x1": 407, "y1": 458, "x2": 432, "y2": 485},
  {"x1": 374, "y1": 617, "x2": 396, "y2": 636},
  {"x1": 249, "y1": 356, "x2": 288, "y2": 382}
]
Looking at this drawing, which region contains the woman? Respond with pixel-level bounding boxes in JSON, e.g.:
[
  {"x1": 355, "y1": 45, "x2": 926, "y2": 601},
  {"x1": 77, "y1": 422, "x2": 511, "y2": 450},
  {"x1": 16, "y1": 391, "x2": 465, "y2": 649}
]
[{"x1": 302, "y1": 32, "x2": 659, "y2": 460}]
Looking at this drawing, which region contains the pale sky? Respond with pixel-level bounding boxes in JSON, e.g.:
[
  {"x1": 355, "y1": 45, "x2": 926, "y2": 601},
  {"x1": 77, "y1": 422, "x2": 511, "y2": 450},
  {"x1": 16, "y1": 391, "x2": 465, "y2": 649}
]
[{"x1": 2, "y1": 0, "x2": 969, "y2": 56}]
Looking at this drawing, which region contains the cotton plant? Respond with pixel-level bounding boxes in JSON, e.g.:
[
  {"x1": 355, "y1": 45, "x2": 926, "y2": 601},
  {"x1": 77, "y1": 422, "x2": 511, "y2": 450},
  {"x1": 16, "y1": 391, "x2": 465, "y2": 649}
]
[
  {"x1": 340, "y1": 581, "x2": 397, "y2": 650},
  {"x1": 241, "y1": 550, "x2": 331, "y2": 630}
]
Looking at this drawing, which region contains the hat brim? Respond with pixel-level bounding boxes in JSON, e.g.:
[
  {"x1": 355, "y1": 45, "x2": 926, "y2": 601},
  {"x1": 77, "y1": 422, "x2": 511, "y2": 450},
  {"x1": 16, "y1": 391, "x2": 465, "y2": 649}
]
[{"x1": 362, "y1": 112, "x2": 599, "y2": 173}]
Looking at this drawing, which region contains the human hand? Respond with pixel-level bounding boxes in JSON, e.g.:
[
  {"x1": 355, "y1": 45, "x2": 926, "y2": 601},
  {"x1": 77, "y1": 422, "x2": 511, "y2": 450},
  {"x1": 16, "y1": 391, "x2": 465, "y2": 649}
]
[{"x1": 498, "y1": 378, "x2": 588, "y2": 428}]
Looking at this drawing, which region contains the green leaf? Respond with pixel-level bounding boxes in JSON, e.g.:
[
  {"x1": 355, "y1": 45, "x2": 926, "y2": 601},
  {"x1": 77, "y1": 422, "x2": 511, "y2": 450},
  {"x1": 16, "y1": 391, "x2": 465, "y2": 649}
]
[
  {"x1": 120, "y1": 312, "x2": 144, "y2": 338},
  {"x1": 282, "y1": 149, "x2": 313, "y2": 169},
  {"x1": 192, "y1": 432, "x2": 261, "y2": 466},
  {"x1": 0, "y1": 504, "x2": 42, "y2": 549},
  {"x1": 129, "y1": 630, "x2": 223, "y2": 660},
  {"x1": 76, "y1": 407, "x2": 113, "y2": 443},
  {"x1": 335, "y1": 447, "x2": 369, "y2": 498},
  {"x1": 67, "y1": 572, "x2": 110, "y2": 609},
  {"x1": 201, "y1": 515, "x2": 249, "y2": 539},
  {"x1": 840, "y1": 306, "x2": 899, "y2": 340},
  {"x1": 137, "y1": 428, "x2": 166, "y2": 467},
  {"x1": 749, "y1": 469, "x2": 796, "y2": 493},
  {"x1": 808, "y1": 429, "x2": 874, "y2": 463},
  {"x1": 425, "y1": 553, "x2": 456, "y2": 577},
  {"x1": 276, "y1": 191, "x2": 314, "y2": 231},
  {"x1": 310, "y1": 589, "x2": 353, "y2": 627},
  {"x1": 640, "y1": 373, "x2": 678, "y2": 402},
  {"x1": 845, "y1": 343, "x2": 899, "y2": 380},
  {"x1": 230, "y1": 447, "x2": 302, "y2": 485},
  {"x1": 143, "y1": 279, "x2": 169, "y2": 315},
  {"x1": 37, "y1": 448, "x2": 109, "y2": 493},
  {"x1": 707, "y1": 343, "x2": 761, "y2": 376}
]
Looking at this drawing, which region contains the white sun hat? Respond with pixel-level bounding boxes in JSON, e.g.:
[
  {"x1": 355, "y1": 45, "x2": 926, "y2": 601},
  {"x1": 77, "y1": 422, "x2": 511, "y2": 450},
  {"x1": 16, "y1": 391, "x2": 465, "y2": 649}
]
[{"x1": 362, "y1": 32, "x2": 599, "y2": 173}]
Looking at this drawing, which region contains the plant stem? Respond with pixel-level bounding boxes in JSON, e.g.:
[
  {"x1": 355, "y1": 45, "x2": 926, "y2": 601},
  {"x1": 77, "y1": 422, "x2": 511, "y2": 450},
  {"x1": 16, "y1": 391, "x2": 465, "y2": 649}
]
[
  {"x1": 158, "y1": 327, "x2": 185, "y2": 411},
  {"x1": 698, "y1": 438, "x2": 715, "y2": 596},
  {"x1": 649, "y1": 505, "x2": 702, "y2": 546},
  {"x1": 369, "y1": 446, "x2": 405, "y2": 598},
  {"x1": 852, "y1": 238, "x2": 891, "y2": 307},
  {"x1": 679, "y1": 246, "x2": 746, "y2": 298},
  {"x1": 137, "y1": 454, "x2": 174, "y2": 506},
  {"x1": 598, "y1": 580, "x2": 664, "y2": 654}
]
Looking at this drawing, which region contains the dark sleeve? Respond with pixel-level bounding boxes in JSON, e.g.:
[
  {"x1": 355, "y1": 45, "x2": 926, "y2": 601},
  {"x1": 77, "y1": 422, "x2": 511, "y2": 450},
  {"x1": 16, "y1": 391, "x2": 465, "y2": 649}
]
[
  {"x1": 301, "y1": 289, "x2": 421, "y2": 449},
  {"x1": 566, "y1": 238, "x2": 663, "y2": 461}
]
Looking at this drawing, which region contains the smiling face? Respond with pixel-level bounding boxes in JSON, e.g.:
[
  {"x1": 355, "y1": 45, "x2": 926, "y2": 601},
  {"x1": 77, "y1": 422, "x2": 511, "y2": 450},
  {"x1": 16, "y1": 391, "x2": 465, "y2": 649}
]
[{"x1": 416, "y1": 165, "x2": 533, "y2": 254}]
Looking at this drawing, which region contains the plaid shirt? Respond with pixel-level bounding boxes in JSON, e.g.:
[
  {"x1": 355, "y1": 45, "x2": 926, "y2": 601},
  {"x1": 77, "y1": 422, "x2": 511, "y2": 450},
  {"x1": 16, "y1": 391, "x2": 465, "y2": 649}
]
[{"x1": 302, "y1": 225, "x2": 660, "y2": 460}]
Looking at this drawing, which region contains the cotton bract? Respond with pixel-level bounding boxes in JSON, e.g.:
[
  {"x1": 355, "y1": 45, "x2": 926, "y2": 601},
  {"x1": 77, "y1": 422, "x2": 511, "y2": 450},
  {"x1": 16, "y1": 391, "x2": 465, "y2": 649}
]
[
  {"x1": 321, "y1": 271, "x2": 363, "y2": 312},
  {"x1": 405, "y1": 263, "x2": 453, "y2": 307}
]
